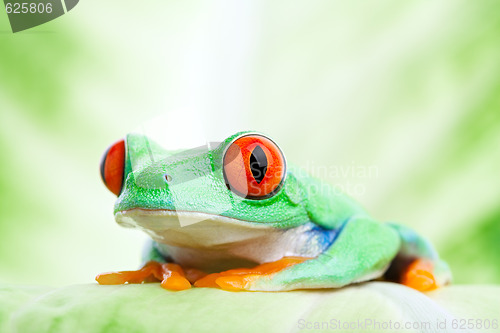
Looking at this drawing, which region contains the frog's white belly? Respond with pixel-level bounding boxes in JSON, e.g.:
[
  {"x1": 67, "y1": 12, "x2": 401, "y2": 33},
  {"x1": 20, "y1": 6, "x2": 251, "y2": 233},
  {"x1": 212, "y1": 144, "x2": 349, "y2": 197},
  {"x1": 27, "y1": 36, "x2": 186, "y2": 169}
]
[{"x1": 115, "y1": 209, "x2": 334, "y2": 272}]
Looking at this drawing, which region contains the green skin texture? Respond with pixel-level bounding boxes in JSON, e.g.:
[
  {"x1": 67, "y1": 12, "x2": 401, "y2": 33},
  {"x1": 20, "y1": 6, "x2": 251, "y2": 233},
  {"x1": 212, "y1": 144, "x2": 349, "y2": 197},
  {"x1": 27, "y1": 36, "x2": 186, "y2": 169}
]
[{"x1": 113, "y1": 131, "x2": 451, "y2": 291}]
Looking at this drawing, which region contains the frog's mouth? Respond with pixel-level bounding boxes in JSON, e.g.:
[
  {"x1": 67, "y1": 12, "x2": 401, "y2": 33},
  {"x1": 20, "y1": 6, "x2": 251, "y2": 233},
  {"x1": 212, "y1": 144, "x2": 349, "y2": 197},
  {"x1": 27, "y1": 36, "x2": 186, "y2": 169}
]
[
  {"x1": 115, "y1": 208, "x2": 281, "y2": 249},
  {"x1": 115, "y1": 208, "x2": 328, "y2": 271}
]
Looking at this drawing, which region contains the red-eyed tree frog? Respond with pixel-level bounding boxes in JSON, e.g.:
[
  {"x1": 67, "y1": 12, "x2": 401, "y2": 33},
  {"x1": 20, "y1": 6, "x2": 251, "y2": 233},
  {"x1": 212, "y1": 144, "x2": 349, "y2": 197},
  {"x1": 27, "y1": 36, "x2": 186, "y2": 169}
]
[{"x1": 96, "y1": 131, "x2": 451, "y2": 292}]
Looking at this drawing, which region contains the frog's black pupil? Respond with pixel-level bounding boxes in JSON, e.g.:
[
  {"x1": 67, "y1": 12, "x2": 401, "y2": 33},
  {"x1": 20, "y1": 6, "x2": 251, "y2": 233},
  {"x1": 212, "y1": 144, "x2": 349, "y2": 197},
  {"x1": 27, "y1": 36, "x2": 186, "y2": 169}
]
[{"x1": 249, "y1": 145, "x2": 267, "y2": 184}]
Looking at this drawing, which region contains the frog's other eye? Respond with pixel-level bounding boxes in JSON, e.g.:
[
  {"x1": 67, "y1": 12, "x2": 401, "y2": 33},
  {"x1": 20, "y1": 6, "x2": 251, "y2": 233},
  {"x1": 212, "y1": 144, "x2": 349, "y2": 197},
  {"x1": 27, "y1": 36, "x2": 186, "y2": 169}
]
[
  {"x1": 100, "y1": 139, "x2": 125, "y2": 196},
  {"x1": 223, "y1": 134, "x2": 286, "y2": 199}
]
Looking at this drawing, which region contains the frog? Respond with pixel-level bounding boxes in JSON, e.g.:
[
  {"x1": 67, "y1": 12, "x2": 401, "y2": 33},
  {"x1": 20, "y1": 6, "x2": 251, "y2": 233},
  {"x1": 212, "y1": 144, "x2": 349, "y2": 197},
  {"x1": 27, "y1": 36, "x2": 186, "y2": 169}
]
[{"x1": 96, "y1": 131, "x2": 451, "y2": 292}]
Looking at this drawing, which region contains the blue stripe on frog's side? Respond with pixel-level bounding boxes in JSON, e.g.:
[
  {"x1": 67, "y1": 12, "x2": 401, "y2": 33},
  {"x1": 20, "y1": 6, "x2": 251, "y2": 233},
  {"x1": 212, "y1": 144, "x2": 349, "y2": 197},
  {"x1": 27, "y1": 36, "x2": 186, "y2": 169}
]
[{"x1": 294, "y1": 221, "x2": 348, "y2": 258}]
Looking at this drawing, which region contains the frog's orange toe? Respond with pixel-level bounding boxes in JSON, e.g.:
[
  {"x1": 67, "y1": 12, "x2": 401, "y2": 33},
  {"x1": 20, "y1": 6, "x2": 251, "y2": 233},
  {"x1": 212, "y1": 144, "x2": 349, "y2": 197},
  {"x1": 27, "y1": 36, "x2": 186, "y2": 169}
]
[
  {"x1": 193, "y1": 273, "x2": 222, "y2": 288},
  {"x1": 215, "y1": 275, "x2": 260, "y2": 291},
  {"x1": 96, "y1": 261, "x2": 162, "y2": 285},
  {"x1": 401, "y1": 259, "x2": 437, "y2": 292},
  {"x1": 96, "y1": 272, "x2": 130, "y2": 285},
  {"x1": 161, "y1": 275, "x2": 192, "y2": 291}
]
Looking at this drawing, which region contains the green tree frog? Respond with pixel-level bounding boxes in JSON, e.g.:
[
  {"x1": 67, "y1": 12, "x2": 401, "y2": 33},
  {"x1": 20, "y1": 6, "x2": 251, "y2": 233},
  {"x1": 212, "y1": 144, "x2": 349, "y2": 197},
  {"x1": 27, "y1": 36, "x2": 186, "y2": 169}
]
[{"x1": 96, "y1": 131, "x2": 451, "y2": 292}]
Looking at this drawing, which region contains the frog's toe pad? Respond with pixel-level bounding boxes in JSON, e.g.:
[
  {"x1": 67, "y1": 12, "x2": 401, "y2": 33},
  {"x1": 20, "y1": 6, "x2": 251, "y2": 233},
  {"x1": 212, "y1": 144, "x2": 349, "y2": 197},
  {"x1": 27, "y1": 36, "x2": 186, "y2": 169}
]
[
  {"x1": 160, "y1": 275, "x2": 192, "y2": 291},
  {"x1": 401, "y1": 259, "x2": 437, "y2": 292},
  {"x1": 193, "y1": 271, "x2": 264, "y2": 291},
  {"x1": 216, "y1": 275, "x2": 261, "y2": 291}
]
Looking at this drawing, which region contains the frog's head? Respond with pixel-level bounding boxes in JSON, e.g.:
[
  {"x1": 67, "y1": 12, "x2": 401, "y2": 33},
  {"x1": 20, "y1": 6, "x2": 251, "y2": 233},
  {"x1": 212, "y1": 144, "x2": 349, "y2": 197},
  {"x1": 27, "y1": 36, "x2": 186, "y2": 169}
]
[{"x1": 100, "y1": 131, "x2": 310, "y2": 246}]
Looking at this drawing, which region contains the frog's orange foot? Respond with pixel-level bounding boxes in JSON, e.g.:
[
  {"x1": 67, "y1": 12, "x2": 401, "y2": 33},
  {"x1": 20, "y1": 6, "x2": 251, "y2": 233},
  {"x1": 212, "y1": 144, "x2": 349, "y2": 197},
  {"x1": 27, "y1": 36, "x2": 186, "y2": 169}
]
[
  {"x1": 401, "y1": 259, "x2": 438, "y2": 292},
  {"x1": 194, "y1": 257, "x2": 311, "y2": 291},
  {"x1": 96, "y1": 261, "x2": 191, "y2": 291}
]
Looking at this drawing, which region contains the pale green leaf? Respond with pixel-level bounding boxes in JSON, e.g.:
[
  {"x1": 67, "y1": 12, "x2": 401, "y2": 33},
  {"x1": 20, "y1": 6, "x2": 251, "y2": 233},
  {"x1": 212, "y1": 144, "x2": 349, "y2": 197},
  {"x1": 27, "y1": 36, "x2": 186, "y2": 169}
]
[{"x1": 1, "y1": 282, "x2": 499, "y2": 333}]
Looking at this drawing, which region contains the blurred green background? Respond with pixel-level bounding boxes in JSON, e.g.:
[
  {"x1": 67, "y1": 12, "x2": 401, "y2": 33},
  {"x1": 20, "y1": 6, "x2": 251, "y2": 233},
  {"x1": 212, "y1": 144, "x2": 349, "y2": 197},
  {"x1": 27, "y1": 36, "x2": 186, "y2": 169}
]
[{"x1": 0, "y1": 0, "x2": 499, "y2": 287}]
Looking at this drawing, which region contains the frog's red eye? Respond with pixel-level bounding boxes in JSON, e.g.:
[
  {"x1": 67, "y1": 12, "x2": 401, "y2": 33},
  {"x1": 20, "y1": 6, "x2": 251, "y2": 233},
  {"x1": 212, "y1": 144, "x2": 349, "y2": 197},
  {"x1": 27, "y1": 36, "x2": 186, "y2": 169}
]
[
  {"x1": 100, "y1": 139, "x2": 125, "y2": 196},
  {"x1": 223, "y1": 134, "x2": 286, "y2": 199}
]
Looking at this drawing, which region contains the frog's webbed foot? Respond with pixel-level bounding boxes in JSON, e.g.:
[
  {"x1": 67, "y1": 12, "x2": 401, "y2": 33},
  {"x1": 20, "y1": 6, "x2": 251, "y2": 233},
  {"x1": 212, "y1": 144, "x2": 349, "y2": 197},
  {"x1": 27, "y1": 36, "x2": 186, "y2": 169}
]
[
  {"x1": 400, "y1": 259, "x2": 438, "y2": 292},
  {"x1": 386, "y1": 223, "x2": 452, "y2": 291},
  {"x1": 194, "y1": 257, "x2": 311, "y2": 291},
  {"x1": 96, "y1": 261, "x2": 198, "y2": 291}
]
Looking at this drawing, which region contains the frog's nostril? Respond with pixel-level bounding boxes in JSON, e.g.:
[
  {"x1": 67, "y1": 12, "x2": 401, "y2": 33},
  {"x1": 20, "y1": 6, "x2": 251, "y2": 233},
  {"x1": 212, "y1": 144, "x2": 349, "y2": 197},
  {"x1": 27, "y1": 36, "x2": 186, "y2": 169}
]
[{"x1": 164, "y1": 174, "x2": 173, "y2": 183}]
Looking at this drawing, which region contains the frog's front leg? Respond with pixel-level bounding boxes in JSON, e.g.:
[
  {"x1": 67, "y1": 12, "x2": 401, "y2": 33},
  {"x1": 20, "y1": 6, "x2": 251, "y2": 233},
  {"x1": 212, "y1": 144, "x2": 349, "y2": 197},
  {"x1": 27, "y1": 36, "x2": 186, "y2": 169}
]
[
  {"x1": 196, "y1": 217, "x2": 401, "y2": 291},
  {"x1": 96, "y1": 261, "x2": 195, "y2": 291},
  {"x1": 96, "y1": 240, "x2": 203, "y2": 291}
]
